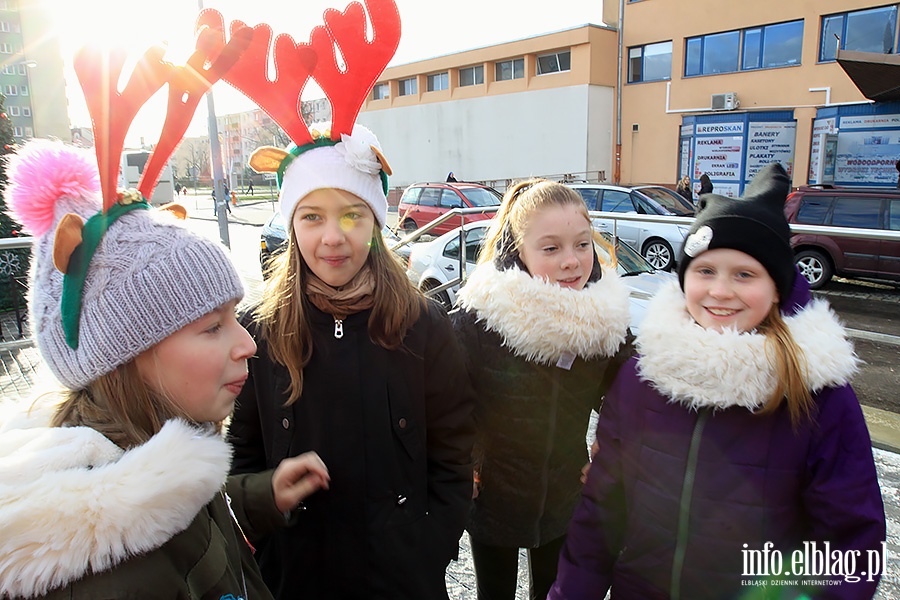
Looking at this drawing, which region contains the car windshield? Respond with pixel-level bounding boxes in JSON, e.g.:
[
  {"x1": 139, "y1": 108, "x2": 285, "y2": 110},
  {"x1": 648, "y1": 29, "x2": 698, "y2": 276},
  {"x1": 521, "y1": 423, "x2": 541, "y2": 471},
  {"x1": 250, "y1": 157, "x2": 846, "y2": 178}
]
[
  {"x1": 461, "y1": 187, "x2": 502, "y2": 207},
  {"x1": 636, "y1": 186, "x2": 695, "y2": 216},
  {"x1": 596, "y1": 232, "x2": 656, "y2": 276}
]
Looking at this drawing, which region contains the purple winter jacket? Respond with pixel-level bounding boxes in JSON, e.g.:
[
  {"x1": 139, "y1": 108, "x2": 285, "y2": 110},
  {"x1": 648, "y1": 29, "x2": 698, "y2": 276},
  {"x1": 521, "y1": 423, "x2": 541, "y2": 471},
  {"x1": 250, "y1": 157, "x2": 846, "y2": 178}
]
[{"x1": 549, "y1": 279, "x2": 886, "y2": 600}]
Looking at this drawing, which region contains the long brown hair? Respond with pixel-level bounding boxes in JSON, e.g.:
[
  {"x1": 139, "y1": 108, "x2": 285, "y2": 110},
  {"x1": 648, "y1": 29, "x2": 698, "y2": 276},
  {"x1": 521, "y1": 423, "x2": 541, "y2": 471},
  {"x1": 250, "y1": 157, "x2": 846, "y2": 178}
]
[
  {"x1": 254, "y1": 219, "x2": 421, "y2": 405},
  {"x1": 479, "y1": 178, "x2": 614, "y2": 268},
  {"x1": 755, "y1": 303, "x2": 814, "y2": 428},
  {"x1": 50, "y1": 360, "x2": 199, "y2": 449}
]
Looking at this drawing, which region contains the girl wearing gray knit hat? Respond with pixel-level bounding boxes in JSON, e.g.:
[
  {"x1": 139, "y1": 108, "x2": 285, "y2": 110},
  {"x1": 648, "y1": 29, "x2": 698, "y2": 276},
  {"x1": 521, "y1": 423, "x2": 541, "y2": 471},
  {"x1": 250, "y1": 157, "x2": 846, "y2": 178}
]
[{"x1": 0, "y1": 34, "x2": 330, "y2": 599}]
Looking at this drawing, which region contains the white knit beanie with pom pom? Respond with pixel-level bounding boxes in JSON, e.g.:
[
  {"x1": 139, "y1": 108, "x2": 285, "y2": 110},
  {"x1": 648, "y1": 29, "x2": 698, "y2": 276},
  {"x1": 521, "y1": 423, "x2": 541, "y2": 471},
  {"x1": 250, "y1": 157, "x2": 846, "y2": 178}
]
[{"x1": 7, "y1": 139, "x2": 244, "y2": 390}]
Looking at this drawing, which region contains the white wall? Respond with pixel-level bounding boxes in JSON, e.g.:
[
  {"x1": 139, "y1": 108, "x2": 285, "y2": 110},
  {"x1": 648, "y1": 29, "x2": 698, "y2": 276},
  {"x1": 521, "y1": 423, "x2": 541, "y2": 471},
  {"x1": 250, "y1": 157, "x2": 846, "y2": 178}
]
[{"x1": 359, "y1": 84, "x2": 614, "y2": 189}]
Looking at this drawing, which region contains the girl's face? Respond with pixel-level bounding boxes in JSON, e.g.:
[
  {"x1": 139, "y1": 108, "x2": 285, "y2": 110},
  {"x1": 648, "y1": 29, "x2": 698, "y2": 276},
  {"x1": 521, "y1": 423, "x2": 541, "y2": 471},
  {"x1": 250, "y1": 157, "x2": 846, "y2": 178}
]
[
  {"x1": 135, "y1": 300, "x2": 256, "y2": 423},
  {"x1": 518, "y1": 203, "x2": 594, "y2": 290},
  {"x1": 292, "y1": 188, "x2": 375, "y2": 287},
  {"x1": 684, "y1": 248, "x2": 778, "y2": 333}
]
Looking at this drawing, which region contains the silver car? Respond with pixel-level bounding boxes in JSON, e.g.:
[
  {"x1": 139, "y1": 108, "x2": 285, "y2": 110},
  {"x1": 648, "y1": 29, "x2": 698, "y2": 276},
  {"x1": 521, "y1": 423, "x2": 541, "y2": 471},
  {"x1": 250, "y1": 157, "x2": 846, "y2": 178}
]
[{"x1": 567, "y1": 183, "x2": 695, "y2": 271}]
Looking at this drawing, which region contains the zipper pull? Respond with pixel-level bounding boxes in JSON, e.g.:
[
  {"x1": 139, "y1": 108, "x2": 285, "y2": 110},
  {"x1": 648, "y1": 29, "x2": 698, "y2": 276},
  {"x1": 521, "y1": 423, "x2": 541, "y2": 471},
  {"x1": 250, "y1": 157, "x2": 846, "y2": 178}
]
[{"x1": 334, "y1": 318, "x2": 344, "y2": 339}]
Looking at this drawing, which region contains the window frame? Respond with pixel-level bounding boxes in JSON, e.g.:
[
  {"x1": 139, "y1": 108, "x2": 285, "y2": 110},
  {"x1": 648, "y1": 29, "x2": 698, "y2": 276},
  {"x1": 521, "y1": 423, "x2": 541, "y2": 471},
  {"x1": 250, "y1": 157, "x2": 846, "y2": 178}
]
[
  {"x1": 819, "y1": 5, "x2": 899, "y2": 62},
  {"x1": 426, "y1": 71, "x2": 449, "y2": 92},
  {"x1": 397, "y1": 77, "x2": 417, "y2": 97},
  {"x1": 627, "y1": 41, "x2": 672, "y2": 83},
  {"x1": 495, "y1": 58, "x2": 525, "y2": 81},
  {"x1": 21, "y1": 107, "x2": 30, "y2": 117},
  {"x1": 12, "y1": 126, "x2": 22, "y2": 137},
  {"x1": 372, "y1": 82, "x2": 389, "y2": 100},
  {"x1": 685, "y1": 19, "x2": 804, "y2": 77},
  {"x1": 459, "y1": 65, "x2": 484, "y2": 87},
  {"x1": 536, "y1": 50, "x2": 571, "y2": 75},
  {"x1": 7, "y1": 105, "x2": 18, "y2": 116}
]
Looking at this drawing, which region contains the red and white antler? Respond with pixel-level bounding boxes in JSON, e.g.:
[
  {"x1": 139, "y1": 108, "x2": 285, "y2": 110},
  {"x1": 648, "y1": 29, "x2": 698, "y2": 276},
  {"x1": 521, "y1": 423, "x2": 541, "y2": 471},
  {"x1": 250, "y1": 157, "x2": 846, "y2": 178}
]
[
  {"x1": 311, "y1": 0, "x2": 400, "y2": 140},
  {"x1": 197, "y1": 9, "x2": 318, "y2": 147},
  {"x1": 73, "y1": 22, "x2": 251, "y2": 211}
]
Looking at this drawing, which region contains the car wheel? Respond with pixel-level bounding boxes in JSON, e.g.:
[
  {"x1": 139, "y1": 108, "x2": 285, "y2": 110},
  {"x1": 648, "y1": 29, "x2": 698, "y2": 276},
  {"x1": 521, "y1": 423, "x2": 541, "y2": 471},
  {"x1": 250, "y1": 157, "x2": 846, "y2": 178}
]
[
  {"x1": 642, "y1": 239, "x2": 674, "y2": 271},
  {"x1": 795, "y1": 250, "x2": 832, "y2": 290},
  {"x1": 402, "y1": 219, "x2": 418, "y2": 233},
  {"x1": 422, "y1": 279, "x2": 452, "y2": 311}
]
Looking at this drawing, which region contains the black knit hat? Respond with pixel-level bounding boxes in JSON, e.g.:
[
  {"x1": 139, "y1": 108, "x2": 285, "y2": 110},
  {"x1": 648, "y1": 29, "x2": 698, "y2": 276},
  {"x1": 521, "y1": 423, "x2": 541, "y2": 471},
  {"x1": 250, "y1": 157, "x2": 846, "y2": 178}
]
[{"x1": 677, "y1": 163, "x2": 795, "y2": 300}]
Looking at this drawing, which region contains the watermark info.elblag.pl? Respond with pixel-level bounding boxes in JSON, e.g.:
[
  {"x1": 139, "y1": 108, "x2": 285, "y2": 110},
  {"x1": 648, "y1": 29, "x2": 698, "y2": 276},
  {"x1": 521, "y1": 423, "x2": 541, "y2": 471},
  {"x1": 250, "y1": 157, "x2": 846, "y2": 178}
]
[{"x1": 742, "y1": 541, "x2": 888, "y2": 587}]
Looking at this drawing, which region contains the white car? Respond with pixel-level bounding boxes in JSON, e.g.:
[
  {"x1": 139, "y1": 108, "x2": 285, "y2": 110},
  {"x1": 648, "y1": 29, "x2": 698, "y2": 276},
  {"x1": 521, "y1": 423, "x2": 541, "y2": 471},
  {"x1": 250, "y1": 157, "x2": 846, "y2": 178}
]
[
  {"x1": 406, "y1": 221, "x2": 676, "y2": 332},
  {"x1": 567, "y1": 183, "x2": 695, "y2": 271}
]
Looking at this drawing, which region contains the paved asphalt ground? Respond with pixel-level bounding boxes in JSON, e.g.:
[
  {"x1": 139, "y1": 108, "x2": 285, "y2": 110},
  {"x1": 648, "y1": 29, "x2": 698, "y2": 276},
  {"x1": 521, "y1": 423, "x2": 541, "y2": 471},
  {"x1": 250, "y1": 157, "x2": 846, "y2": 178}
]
[{"x1": 2, "y1": 191, "x2": 899, "y2": 598}]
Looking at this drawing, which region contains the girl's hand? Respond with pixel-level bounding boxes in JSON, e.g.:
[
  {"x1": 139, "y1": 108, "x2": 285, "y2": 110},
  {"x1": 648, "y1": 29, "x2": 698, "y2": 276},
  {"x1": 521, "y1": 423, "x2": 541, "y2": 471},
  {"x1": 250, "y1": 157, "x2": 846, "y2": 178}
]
[
  {"x1": 580, "y1": 440, "x2": 601, "y2": 484},
  {"x1": 272, "y1": 451, "x2": 330, "y2": 513}
]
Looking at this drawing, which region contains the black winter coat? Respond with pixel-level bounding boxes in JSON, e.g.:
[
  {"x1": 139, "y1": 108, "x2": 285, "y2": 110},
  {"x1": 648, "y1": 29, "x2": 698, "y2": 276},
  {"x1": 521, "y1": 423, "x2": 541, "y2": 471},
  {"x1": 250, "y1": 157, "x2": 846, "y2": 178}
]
[
  {"x1": 228, "y1": 300, "x2": 475, "y2": 600},
  {"x1": 450, "y1": 262, "x2": 633, "y2": 549}
]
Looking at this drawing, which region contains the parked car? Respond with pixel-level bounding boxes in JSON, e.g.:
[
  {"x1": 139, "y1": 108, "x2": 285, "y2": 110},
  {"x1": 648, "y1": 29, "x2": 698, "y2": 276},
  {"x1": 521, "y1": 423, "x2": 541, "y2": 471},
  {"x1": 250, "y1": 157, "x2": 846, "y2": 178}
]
[
  {"x1": 259, "y1": 211, "x2": 411, "y2": 276},
  {"x1": 406, "y1": 221, "x2": 676, "y2": 332},
  {"x1": 783, "y1": 185, "x2": 900, "y2": 289},
  {"x1": 567, "y1": 183, "x2": 695, "y2": 271},
  {"x1": 397, "y1": 181, "x2": 502, "y2": 236}
]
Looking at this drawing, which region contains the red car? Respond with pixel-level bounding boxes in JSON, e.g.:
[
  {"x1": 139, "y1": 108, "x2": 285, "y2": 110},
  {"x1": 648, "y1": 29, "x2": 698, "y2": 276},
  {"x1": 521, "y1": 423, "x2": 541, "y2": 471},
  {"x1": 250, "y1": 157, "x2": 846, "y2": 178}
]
[
  {"x1": 397, "y1": 181, "x2": 502, "y2": 236},
  {"x1": 784, "y1": 186, "x2": 900, "y2": 289}
]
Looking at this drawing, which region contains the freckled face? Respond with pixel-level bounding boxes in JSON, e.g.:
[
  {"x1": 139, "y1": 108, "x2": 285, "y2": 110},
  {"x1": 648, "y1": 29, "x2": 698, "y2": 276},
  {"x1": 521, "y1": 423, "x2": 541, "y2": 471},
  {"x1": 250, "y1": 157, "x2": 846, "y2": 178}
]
[
  {"x1": 292, "y1": 188, "x2": 375, "y2": 287},
  {"x1": 134, "y1": 301, "x2": 256, "y2": 423},
  {"x1": 518, "y1": 204, "x2": 594, "y2": 290},
  {"x1": 683, "y1": 248, "x2": 778, "y2": 332}
]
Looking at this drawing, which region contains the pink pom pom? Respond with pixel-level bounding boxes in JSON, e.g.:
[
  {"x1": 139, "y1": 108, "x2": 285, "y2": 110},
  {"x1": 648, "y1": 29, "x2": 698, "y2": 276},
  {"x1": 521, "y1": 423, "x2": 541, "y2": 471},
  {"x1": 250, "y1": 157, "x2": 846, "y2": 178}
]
[{"x1": 7, "y1": 139, "x2": 100, "y2": 237}]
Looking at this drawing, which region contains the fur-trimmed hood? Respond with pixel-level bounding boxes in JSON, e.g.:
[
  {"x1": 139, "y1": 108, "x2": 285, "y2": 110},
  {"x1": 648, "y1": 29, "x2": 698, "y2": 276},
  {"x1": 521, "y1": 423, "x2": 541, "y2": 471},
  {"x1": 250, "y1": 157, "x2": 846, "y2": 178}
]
[
  {"x1": 0, "y1": 399, "x2": 231, "y2": 598},
  {"x1": 636, "y1": 281, "x2": 859, "y2": 411},
  {"x1": 457, "y1": 261, "x2": 631, "y2": 365}
]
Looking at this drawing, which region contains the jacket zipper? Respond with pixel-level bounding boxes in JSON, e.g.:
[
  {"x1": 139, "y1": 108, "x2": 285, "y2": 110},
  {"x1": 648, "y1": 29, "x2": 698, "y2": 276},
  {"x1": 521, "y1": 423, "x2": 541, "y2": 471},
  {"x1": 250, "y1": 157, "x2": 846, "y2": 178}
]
[
  {"x1": 669, "y1": 408, "x2": 710, "y2": 600},
  {"x1": 334, "y1": 318, "x2": 343, "y2": 339}
]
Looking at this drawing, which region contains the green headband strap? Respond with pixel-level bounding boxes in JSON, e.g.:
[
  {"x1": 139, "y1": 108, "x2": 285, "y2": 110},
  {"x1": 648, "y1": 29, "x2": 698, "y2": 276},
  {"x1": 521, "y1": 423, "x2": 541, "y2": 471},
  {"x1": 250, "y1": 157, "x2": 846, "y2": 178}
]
[
  {"x1": 275, "y1": 138, "x2": 390, "y2": 195},
  {"x1": 61, "y1": 199, "x2": 150, "y2": 349}
]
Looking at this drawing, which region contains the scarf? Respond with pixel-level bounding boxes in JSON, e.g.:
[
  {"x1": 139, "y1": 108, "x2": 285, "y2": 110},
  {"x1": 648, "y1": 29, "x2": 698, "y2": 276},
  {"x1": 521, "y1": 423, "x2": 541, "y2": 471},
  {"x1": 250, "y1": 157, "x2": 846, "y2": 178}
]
[{"x1": 305, "y1": 267, "x2": 376, "y2": 319}]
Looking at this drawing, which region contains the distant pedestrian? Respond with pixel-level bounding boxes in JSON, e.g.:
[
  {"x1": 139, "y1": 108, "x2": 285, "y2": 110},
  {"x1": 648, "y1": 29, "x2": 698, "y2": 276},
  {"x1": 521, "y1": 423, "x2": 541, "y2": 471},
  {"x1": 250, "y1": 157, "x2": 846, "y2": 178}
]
[
  {"x1": 675, "y1": 175, "x2": 693, "y2": 202},
  {"x1": 699, "y1": 173, "x2": 713, "y2": 195},
  {"x1": 248, "y1": 180, "x2": 254, "y2": 195},
  {"x1": 447, "y1": 171, "x2": 458, "y2": 182}
]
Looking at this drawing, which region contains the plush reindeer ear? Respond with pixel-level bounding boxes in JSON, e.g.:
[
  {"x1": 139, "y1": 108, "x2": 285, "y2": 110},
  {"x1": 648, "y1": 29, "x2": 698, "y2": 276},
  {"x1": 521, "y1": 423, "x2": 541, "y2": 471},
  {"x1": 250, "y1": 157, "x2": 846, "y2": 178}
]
[
  {"x1": 249, "y1": 146, "x2": 289, "y2": 173},
  {"x1": 371, "y1": 146, "x2": 392, "y2": 176},
  {"x1": 158, "y1": 203, "x2": 188, "y2": 220},
  {"x1": 53, "y1": 213, "x2": 84, "y2": 274}
]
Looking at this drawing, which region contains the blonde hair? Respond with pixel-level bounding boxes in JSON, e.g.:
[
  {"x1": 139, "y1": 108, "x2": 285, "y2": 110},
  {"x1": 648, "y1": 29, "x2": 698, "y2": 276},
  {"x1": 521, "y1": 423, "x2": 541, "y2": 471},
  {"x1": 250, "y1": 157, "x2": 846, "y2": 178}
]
[
  {"x1": 479, "y1": 178, "x2": 614, "y2": 268},
  {"x1": 254, "y1": 220, "x2": 421, "y2": 405},
  {"x1": 51, "y1": 360, "x2": 202, "y2": 449},
  {"x1": 756, "y1": 303, "x2": 814, "y2": 428}
]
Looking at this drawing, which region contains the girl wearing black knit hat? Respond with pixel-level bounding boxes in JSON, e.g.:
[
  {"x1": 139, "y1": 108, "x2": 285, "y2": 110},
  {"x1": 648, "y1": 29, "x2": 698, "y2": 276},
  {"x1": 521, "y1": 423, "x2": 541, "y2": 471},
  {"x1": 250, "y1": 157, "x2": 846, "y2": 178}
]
[{"x1": 550, "y1": 163, "x2": 885, "y2": 600}]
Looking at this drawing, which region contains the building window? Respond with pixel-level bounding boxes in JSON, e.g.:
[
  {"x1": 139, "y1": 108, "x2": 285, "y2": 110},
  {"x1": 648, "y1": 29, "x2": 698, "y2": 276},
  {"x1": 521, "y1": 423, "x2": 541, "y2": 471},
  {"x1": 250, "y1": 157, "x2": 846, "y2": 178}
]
[
  {"x1": 459, "y1": 65, "x2": 484, "y2": 87},
  {"x1": 398, "y1": 77, "x2": 417, "y2": 96},
  {"x1": 495, "y1": 58, "x2": 524, "y2": 81},
  {"x1": 537, "y1": 50, "x2": 571, "y2": 75},
  {"x1": 8, "y1": 105, "x2": 18, "y2": 116},
  {"x1": 426, "y1": 72, "x2": 448, "y2": 92},
  {"x1": 372, "y1": 82, "x2": 388, "y2": 100},
  {"x1": 685, "y1": 20, "x2": 803, "y2": 76},
  {"x1": 1, "y1": 65, "x2": 13, "y2": 74},
  {"x1": 13, "y1": 126, "x2": 22, "y2": 137},
  {"x1": 21, "y1": 107, "x2": 30, "y2": 117},
  {"x1": 3, "y1": 84, "x2": 16, "y2": 95},
  {"x1": 820, "y1": 6, "x2": 898, "y2": 61},
  {"x1": 628, "y1": 41, "x2": 672, "y2": 82},
  {"x1": 16, "y1": 63, "x2": 25, "y2": 75},
  {"x1": 0, "y1": 21, "x2": 9, "y2": 32},
  {"x1": 19, "y1": 84, "x2": 27, "y2": 95},
  {"x1": 0, "y1": 43, "x2": 11, "y2": 54},
  {"x1": 24, "y1": 126, "x2": 31, "y2": 137}
]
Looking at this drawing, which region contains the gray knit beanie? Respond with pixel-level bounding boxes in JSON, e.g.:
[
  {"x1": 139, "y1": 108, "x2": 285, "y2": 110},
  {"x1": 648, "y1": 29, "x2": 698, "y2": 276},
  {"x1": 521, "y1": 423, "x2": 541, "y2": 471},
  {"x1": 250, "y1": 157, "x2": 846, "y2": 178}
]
[{"x1": 7, "y1": 140, "x2": 244, "y2": 390}]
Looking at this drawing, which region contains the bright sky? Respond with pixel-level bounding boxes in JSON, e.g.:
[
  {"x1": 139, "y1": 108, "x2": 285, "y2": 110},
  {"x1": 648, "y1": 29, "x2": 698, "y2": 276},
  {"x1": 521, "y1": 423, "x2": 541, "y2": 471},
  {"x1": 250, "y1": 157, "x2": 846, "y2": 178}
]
[{"x1": 44, "y1": 0, "x2": 606, "y2": 147}]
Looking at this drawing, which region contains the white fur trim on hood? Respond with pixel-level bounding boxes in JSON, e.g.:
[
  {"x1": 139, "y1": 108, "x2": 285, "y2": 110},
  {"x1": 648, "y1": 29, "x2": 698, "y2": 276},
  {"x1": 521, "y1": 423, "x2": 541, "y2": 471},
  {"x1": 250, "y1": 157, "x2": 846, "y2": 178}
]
[
  {"x1": 0, "y1": 409, "x2": 231, "y2": 598},
  {"x1": 457, "y1": 262, "x2": 630, "y2": 365},
  {"x1": 635, "y1": 281, "x2": 859, "y2": 411}
]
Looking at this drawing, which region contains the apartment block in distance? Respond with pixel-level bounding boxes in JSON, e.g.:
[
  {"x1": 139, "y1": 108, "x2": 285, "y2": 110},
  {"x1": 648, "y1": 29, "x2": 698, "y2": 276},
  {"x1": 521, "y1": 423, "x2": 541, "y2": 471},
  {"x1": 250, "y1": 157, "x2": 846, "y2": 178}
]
[{"x1": 618, "y1": 0, "x2": 900, "y2": 196}]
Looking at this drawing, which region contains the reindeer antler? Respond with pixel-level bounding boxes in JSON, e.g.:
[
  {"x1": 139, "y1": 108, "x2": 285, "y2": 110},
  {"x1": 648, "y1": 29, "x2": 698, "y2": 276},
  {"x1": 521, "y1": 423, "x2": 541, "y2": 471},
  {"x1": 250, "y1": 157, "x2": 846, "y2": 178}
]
[
  {"x1": 137, "y1": 19, "x2": 252, "y2": 200},
  {"x1": 197, "y1": 9, "x2": 318, "y2": 147},
  {"x1": 311, "y1": 0, "x2": 401, "y2": 140},
  {"x1": 74, "y1": 46, "x2": 170, "y2": 212}
]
